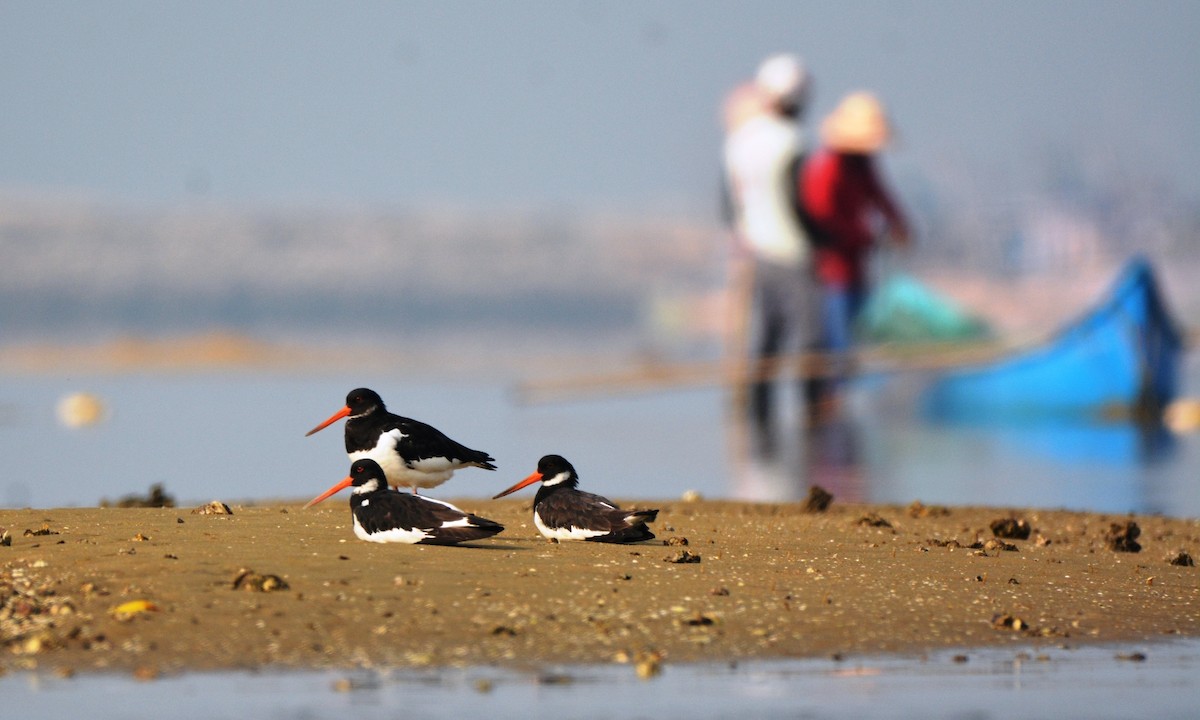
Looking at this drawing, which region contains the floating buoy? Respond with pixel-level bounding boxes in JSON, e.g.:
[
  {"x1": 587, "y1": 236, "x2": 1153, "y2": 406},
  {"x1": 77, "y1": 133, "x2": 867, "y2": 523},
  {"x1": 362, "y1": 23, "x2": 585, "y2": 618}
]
[{"x1": 56, "y1": 392, "x2": 107, "y2": 428}]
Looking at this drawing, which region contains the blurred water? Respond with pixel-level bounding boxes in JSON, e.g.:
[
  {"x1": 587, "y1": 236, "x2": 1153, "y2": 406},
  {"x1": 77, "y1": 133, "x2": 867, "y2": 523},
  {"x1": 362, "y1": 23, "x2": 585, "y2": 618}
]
[
  {"x1": 729, "y1": 366, "x2": 1200, "y2": 516},
  {"x1": 4, "y1": 641, "x2": 1199, "y2": 720},
  {"x1": 0, "y1": 357, "x2": 1197, "y2": 515}
]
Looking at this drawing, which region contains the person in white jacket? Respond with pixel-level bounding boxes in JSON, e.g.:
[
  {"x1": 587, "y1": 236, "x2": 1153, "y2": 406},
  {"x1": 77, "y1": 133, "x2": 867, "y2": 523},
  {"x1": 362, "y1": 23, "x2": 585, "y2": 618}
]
[{"x1": 722, "y1": 53, "x2": 821, "y2": 430}]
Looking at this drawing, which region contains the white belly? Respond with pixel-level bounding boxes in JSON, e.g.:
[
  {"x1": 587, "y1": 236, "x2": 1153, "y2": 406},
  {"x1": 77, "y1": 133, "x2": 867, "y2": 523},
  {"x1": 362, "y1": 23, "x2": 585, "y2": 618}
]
[
  {"x1": 352, "y1": 515, "x2": 430, "y2": 544},
  {"x1": 348, "y1": 431, "x2": 454, "y2": 490},
  {"x1": 534, "y1": 510, "x2": 608, "y2": 541}
]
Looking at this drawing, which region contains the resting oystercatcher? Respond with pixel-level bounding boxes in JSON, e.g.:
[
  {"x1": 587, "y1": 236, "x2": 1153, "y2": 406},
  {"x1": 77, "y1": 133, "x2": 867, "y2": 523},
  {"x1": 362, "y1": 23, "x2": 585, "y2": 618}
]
[
  {"x1": 306, "y1": 388, "x2": 497, "y2": 494},
  {"x1": 493, "y1": 454, "x2": 658, "y2": 543},
  {"x1": 305, "y1": 459, "x2": 504, "y2": 545}
]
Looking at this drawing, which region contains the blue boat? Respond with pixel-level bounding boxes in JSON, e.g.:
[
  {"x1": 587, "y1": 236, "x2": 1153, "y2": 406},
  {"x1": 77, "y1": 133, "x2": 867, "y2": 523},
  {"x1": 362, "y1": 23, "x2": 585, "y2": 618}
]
[{"x1": 922, "y1": 257, "x2": 1185, "y2": 422}]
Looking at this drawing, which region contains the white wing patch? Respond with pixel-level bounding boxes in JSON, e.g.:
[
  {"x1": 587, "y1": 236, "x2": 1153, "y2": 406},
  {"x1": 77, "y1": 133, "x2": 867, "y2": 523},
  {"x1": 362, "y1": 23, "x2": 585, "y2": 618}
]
[
  {"x1": 534, "y1": 511, "x2": 607, "y2": 541},
  {"x1": 415, "y1": 495, "x2": 467, "y2": 513}
]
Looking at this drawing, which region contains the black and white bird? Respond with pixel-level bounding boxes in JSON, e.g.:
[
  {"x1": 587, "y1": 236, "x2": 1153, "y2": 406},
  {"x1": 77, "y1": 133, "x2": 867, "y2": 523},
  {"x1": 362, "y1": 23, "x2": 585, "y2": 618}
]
[
  {"x1": 305, "y1": 458, "x2": 504, "y2": 545},
  {"x1": 492, "y1": 454, "x2": 658, "y2": 543},
  {"x1": 306, "y1": 387, "x2": 496, "y2": 494}
]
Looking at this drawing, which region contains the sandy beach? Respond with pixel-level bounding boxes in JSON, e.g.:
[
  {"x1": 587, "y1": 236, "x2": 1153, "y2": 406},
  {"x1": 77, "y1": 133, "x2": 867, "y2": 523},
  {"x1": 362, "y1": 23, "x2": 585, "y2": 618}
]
[{"x1": 2, "y1": 496, "x2": 1198, "y2": 678}]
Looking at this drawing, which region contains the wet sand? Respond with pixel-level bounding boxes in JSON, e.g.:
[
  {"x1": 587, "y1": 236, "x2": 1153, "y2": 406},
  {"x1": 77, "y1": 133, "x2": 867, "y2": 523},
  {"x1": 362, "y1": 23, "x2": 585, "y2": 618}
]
[{"x1": 2, "y1": 498, "x2": 1198, "y2": 678}]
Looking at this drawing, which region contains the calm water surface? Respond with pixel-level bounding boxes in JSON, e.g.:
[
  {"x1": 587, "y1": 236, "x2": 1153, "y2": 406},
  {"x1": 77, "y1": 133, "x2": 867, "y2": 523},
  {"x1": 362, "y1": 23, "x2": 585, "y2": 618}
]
[
  {"x1": 4, "y1": 641, "x2": 1199, "y2": 720},
  {"x1": 0, "y1": 358, "x2": 1197, "y2": 515}
]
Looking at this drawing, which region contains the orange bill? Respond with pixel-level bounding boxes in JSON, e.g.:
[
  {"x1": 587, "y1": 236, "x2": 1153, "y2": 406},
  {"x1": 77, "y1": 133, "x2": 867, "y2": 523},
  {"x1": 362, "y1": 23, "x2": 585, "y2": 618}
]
[
  {"x1": 492, "y1": 471, "x2": 543, "y2": 499},
  {"x1": 303, "y1": 475, "x2": 353, "y2": 509},
  {"x1": 305, "y1": 405, "x2": 351, "y2": 437}
]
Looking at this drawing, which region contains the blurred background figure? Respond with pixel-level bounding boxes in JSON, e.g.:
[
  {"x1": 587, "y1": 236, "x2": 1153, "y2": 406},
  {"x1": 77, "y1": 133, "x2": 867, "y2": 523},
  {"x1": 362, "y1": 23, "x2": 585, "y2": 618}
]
[
  {"x1": 802, "y1": 91, "x2": 911, "y2": 420},
  {"x1": 56, "y1": 391, "x2": 108, "y2": 429},
  {"x1": 721, "y1": 53, "x2": 822, "y2": 435}
]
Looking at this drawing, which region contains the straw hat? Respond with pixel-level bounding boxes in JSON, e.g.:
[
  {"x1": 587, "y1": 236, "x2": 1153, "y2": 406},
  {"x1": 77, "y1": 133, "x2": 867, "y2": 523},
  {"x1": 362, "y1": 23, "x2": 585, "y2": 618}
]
[{"x1": 821, "y1": 91, "x2": 892, "y2": 153}]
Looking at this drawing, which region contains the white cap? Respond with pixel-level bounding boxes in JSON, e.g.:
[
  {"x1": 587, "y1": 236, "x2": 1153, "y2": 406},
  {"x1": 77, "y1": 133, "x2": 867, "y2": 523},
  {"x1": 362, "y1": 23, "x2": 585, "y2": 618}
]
[{"x1": 755, "y1": 53, "x2": 810, "y2": 109}]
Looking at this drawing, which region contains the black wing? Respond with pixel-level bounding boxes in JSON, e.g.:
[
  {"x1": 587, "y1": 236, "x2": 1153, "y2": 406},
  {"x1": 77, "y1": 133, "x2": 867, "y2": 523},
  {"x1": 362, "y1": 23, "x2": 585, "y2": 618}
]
[
  {"x1": 538, "y1": 489, "x2": 657, "y2": 544},
  {"x1": 359, "y1": 492, "x2": 503, "y2": 545},
  {"x1": 393, "y1": 416, "x2": 497, "y2": 469}
]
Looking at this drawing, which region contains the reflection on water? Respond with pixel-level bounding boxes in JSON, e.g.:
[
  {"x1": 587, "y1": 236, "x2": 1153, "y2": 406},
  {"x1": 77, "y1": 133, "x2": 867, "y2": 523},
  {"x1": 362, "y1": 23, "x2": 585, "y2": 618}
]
[
  {"x1": 728, "y1": 399, "x2": 868, "y2": 504},
  {"x1": 724, "y1": 358, "x2": 1199, "y2": 516}
]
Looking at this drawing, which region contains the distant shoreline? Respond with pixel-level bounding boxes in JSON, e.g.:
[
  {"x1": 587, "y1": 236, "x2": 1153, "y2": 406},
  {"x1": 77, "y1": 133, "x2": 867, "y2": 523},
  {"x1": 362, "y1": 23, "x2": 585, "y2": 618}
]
[{"x1": 0, "y1": 329, "x2": 643, "y2": 380}]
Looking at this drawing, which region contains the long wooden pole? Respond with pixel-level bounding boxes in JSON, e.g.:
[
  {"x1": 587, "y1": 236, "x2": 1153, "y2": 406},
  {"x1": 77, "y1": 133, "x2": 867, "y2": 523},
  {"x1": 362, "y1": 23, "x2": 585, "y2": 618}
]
[{"x1": 512, "y1": 336, "x2": 1041, "y2": 405}]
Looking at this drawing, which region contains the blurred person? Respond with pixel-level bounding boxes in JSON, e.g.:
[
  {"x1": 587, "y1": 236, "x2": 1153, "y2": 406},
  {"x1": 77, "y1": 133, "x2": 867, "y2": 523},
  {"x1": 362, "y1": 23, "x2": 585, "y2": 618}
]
[
  {"x1": 801, "y1": 91, "x2": 910, "y2": 416},
  {"x1": 721, "y1": 53, "x2": 821, "y2": 431}
]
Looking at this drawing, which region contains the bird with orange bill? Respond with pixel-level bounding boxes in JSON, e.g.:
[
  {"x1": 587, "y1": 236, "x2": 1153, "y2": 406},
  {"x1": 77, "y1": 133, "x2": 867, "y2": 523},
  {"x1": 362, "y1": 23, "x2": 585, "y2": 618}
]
[
  {"x1": 305, "y1": 458, "x2": 504, "y2": 545},
  {"x1": 494, "y1": 454, "x2": 658, "y2": 544},
  {"x1": 305, "y1": 388, "x2": 496, "y2": 494}
]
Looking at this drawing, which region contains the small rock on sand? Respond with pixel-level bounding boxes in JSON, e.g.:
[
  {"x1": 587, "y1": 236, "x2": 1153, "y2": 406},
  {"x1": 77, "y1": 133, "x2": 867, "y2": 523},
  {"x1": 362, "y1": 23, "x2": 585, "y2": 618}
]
[
  {"x1": 990, "y1": 518, "x2": 1031, "y2": 540},
  {"x1": 801, "y1": 486, "x2": 833, "y2": 513},
  {"x1": 1167, "y1": 550, "x2": 1194, "y2": 567},
  {"x1": 232, "y1": 569, "x2": 289, "y2": 592},
  {"x1": 1105, "y1": 521, "x2": 1142, "y2": 553}
]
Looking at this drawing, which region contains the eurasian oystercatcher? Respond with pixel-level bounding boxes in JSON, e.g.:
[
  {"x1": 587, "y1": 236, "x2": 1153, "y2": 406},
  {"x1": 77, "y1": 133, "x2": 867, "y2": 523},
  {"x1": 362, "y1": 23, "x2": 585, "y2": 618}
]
[
  {"x1": 306, "y1": 387, "x2": 497, "y2": 494},
  {"x1": 305, "y1": 458, "x2": 504, "y2": 545},
  {"x1": 493, "y1": 454, "x2": 658, "y2": 543}
]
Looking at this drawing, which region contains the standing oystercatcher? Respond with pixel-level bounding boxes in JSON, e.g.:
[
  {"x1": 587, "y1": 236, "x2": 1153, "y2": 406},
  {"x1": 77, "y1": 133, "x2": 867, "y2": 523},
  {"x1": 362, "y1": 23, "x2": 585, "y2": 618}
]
[
  {"x1": 306, "y1": 388, "x2": 497, "y2": 494},
  {"x1": 493, "y1": 454, "x2": 658, "y2": 543},
  {"x1": 305, "y1": 459, "x2": 504, "y2": 545}
]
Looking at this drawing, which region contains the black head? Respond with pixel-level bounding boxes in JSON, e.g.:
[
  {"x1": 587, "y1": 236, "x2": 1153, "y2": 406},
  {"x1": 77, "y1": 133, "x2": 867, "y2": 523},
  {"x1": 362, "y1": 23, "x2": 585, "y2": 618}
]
[
  {"x1": 345, "y1": 388, "x2": 384, "y2": 416},
  {"x1": 346, "y1": 458, "x2": 388, "y2": 492},
  {"x1": 536, "y1": 454, "x2": 579, "y2": 487},
  {"x1": 305, "y1": 388, "x2": 384, "y2": 437},
  {"x1": 492, "y1": 453, "x2": 579, "y2": 499},
  {"x1": 304, "y1": 458, "x2": 388, "y2": 508}
]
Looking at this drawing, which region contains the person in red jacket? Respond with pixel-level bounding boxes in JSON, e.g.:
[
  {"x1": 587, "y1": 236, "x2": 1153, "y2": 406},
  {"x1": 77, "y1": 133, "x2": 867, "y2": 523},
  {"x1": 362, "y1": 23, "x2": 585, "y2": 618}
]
[{"x1": 802, "y1": 92, "x2": 910, "y2": 416}]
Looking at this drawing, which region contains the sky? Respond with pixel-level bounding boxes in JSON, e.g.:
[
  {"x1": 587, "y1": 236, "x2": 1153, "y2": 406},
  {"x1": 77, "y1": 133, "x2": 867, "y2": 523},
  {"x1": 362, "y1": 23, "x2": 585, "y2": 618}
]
[{"x1": 1, "y1": 1, "x2": 1199, "y2": 218}]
